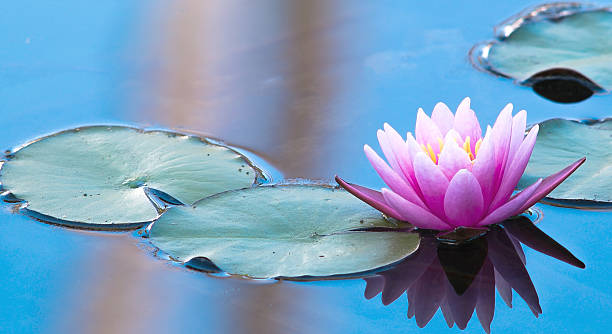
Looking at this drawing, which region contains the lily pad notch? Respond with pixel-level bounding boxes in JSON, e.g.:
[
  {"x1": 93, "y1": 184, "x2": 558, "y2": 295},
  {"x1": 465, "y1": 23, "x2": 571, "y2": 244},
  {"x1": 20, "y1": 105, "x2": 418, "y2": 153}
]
[
  {"x1": 0, "y1": 125, "x2": 268, "y2": 230},
  {"x1": 470, "y1": 3, "x2": 612, "y2": 103},
  {"x1": 148, "y1": 184, "x2": 420, "y2": 279}
]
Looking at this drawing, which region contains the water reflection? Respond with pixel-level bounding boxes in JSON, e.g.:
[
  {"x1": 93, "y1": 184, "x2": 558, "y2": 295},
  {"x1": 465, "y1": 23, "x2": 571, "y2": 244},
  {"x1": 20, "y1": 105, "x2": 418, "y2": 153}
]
[
  {"x1": 141, "y1": 0, "x2": 347, "y2": 179},
  {"x1": 363, "y1": 217, "x2": 584, "y2": 333}
]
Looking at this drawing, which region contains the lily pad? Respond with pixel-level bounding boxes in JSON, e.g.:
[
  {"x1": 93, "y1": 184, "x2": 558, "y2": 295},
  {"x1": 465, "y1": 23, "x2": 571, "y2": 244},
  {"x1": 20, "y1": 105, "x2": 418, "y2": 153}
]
[
  {"x1": 148, "y1": 184, "x2": 420, "y2": 278},
  {"x1": 518, "y1": 118, "x2": 612, "y2": 208},
  {"x1": 0, "y1": 126, "x2": 265, "y2": 229},
  {"x1": 471, "y1": 3, "x2": 612, "y2": 103}
]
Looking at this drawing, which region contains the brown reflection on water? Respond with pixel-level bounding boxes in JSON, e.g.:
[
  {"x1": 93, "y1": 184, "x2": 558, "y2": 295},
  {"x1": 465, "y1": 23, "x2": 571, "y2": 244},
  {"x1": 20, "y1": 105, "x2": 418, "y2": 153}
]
[
  {"x1": 149, "y1": 0, "x2": 207, "y2": 127},
  {"x1": 220, "y1": 280, "x2": 327, "y2": 334},
  {"x1": 51, "y1": 234, "x2": 171, "y2": 334},
  {"x1": 138, "y1": 0, "x2": 347, "y2": 178},
  {"x1": 275, "y1": 0, "x2": 338, "y2": 177},
  {"x1": 114, "y1": 1, "x2": 351, "y2": 333}
]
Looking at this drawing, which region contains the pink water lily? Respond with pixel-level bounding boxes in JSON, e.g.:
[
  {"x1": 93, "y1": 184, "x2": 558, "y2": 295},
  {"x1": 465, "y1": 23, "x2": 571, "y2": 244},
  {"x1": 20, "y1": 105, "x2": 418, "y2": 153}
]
[{"x1": 336, "y1": 98, "x2": 585, "y2": 230}]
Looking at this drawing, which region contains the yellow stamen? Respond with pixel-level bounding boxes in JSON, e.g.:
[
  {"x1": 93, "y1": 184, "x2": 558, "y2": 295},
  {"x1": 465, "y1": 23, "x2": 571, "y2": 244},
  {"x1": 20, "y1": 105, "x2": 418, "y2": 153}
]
[
  {"x1": 426, "y1": 143, "x2": 437, "y2": 163},
  {"x1": 420, "y1": 135, "x2": 484, "y2": 164},
  {"x1": 474, "y1": 138, "x2": 482, "y2": 156},
  {"x1": 463, "y1": 136, "x2": 471, "y2": 155}
]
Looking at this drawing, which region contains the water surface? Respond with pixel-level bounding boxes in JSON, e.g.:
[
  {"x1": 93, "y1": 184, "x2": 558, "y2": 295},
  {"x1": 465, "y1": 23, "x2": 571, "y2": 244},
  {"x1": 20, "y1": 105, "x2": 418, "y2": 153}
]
[{"x1": 1, "y1": 0, "x2": 611, "y2": 333}]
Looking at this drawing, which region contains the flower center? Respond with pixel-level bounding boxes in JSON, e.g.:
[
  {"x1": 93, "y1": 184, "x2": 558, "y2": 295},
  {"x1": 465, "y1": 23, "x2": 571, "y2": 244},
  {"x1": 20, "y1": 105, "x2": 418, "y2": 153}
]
[{"x1": 420, "y1": 136, "x2": 482, "y2": 164}]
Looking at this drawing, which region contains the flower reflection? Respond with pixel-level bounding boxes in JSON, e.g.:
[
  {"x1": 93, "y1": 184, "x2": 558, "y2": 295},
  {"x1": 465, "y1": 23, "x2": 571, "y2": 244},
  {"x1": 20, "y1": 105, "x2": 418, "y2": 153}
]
[
  {"x1": 336, "y1": 98, "x2": 585, "y2": 230},
  {"x1": 363, "y1": 216, "x2": 584, "y2": 333}
]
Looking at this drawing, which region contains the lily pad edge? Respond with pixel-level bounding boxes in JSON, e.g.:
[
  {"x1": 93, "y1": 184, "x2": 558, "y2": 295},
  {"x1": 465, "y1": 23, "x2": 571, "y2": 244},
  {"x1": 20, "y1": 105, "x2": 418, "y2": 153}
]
[
  {"x1": 469, "y1": 3, "x2": 612, "y2": 95},
  {"x1": 0, "y1": 124, "x2": 270, "y2": 231},
  {"x1": 521, "y1": 117, "x2": 612, "y2": 210},
  {"x1": 145, "y1": 182, "x2": 419, "y2": 280}
]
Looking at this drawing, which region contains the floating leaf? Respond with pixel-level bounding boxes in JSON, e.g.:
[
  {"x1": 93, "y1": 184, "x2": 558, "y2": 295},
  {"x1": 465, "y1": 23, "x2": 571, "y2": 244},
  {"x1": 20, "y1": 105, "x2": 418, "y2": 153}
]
[
  {"x1": 0, "y1": 126, "x2": 265, "y2": 229},
  {"x1": 471, "y1": 3, "x2": 612, "y2": 103},
  {"x1": 518, "y1": 118, "x2": 612, "y2": 208},
  {"x1": 148, "y1": 184, "x2": 420, "y2": 278}
]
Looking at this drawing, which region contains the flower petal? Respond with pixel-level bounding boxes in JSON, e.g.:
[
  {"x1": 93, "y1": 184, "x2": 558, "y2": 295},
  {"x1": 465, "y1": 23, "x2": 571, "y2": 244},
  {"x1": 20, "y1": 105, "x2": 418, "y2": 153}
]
[
  {"x1": 507, "y1": 110, "x2": 527, "y2": 163},
  {"x1": 443, "y1": 128, "x2": 463, "y2": 143},
  {"x1": 444, "y1": 170, "x2": 484, "y2": 227},
  {"x1": 335, "y1": 176, "x2": 402, "y2": 220},
  {"x1": 431, "y1": 102, "x2": 455, "y2": 135},
  {"x1": 382, "y1": 188, "x2": 452, "y2": 230},
  {"x1": 364, "y1": 145, "x2": 426, "y2": 207},
  {"x1": 416, "y1": 108, "x2": 443, "y2": 154},
  {"x1": 377, "y1": 129, "x2": 403, "y2": 178},
  {"x1": 517, "y1": 157, "x2": 586, "y2": 213},
  {"x1": 438, "y1": 136, "x2": 472, "y2": 180},
  {"x1": 413, "y1": 152, "x2": 450, "y2": 219},
  {"x1": 489, "y1": 103, "x2": 513, "y2": 192},
  {"x1": 404, "y1": 132, "x2": 423, "y2": 188},
  {"x1": 489, "y1": 125, "x2": 539, "y2": 211},
  {"x1": 477, "y1": 178, "x2": 542, "y2": 227},
  {"x1": 453, "y1": 97, "x2": 482, "y2": 151},
  {"x1": 472, "y1": 127, "x2": 496, "y2": 208},
  {"x1": 406, "y1": 131, "x2": 423, "y2": 156},
  {"x1": 383, "y1": 123, "x2": 417, "y2": 188}
]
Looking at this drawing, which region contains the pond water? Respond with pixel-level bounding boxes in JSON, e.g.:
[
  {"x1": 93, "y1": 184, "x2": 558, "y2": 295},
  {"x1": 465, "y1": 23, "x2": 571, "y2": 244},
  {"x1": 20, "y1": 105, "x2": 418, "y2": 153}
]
[{"x1": 0, "y1": 0, "x2": 611, "y2": 333}]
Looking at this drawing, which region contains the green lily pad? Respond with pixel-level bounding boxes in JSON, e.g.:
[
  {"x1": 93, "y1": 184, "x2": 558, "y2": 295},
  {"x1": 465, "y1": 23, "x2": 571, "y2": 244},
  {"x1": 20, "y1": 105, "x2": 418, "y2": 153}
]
[
  {"x1": 518, "y1": 118, "x2": 612, "y2": 208},
  {"x1": 471, "y1": 3, "x2": 612, "y2": 103},
  {"x1": 0, "y1": 126, "x2": 265, "y2": 229},
  {"x1": 148, "y1": 184, "x2": 419, "y2": 278}
]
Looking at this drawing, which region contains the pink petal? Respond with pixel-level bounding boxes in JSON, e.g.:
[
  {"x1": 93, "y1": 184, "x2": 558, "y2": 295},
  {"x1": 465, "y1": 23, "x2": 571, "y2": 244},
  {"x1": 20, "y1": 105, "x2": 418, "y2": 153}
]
[
  {"x1": 489, "y1": 104, "x2": 513, "y2": 192},
  {"x1": 416, "y1": 108, "x2": 443, "y2": 154},
  {"x1": 438, "y1": 136, "x2": 472, "y2": 180},
  {"x1": 377, "y1": 129, "x2": 403, "y2": 178},
  {"x1": 404, "y1": 132, "x2": 423, "y2": 188},
  {"x1": 453, "y1": 97, "x2": 482, "y2": 151},
  {"x1": 472, "y1": 128, "x2": 496, "y2": 208},
  {"x1": 364, "y1": 145, "x2": 426, "y2": 207},
  {"x1": 507, "y1": 110, "x2": 527, "y2": 163},
  {"x1": 383, "y1": 123, "x2": 417, "y2": 188},
  {"x1": 413, "y1": 152, "x2": 450, "y2": 219},
  {"x1": 517, "y1": 157, "x2": 586, "y2": 213},
  {"x1": 443, "y1": 129, "x2": 463, "y2": 143},
  {"x1": 406, "y1": 131, "x2": 423, "y2": 156},
  {"x1": 431, "y1": 102, "x2": 454, "y2": 135},
  {"x1": 477, "y1": 178, "x2": 542, "y2": 226},
  {"x1": 489, "y1": 125, "x2": 539, "y2": 211},
  {"x1": 444, "y1": 169, "x2": 484, "y2": 227},
  {"x1": 382, "y1": 189, "x2": 452, "y2": 230},
  {"x1": 335, "y1": 176, "x2": 402, "y2": 220}
]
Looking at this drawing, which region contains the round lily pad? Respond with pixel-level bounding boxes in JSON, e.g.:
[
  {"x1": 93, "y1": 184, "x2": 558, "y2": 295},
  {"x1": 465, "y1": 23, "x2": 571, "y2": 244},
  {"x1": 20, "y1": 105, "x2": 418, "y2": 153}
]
[
  {"x1": 0, "y1": 126, "x2": 265, "y2": 229},
  {"x1": 471, "y1": 4, "x2": 612, "y2": 103},
  {"x1": 517, "y1": 118, "x2": 612, "y2": 208},
  {"x1": 148, "y1": 184, "x2": 420, "y2": 278}
]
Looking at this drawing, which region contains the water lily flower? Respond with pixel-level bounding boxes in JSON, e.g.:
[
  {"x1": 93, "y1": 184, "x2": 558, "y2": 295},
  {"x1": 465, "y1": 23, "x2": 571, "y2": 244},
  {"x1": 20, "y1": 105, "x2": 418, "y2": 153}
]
[{"x1": 336, "y1": 98, "x2": 585, "y2": 230}]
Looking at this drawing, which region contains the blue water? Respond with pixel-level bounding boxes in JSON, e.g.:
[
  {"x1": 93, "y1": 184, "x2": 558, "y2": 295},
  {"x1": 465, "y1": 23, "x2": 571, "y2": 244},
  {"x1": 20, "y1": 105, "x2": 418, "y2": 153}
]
[{"x1": 1, "y1": 0, "x2": 611, "y2": 333}]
